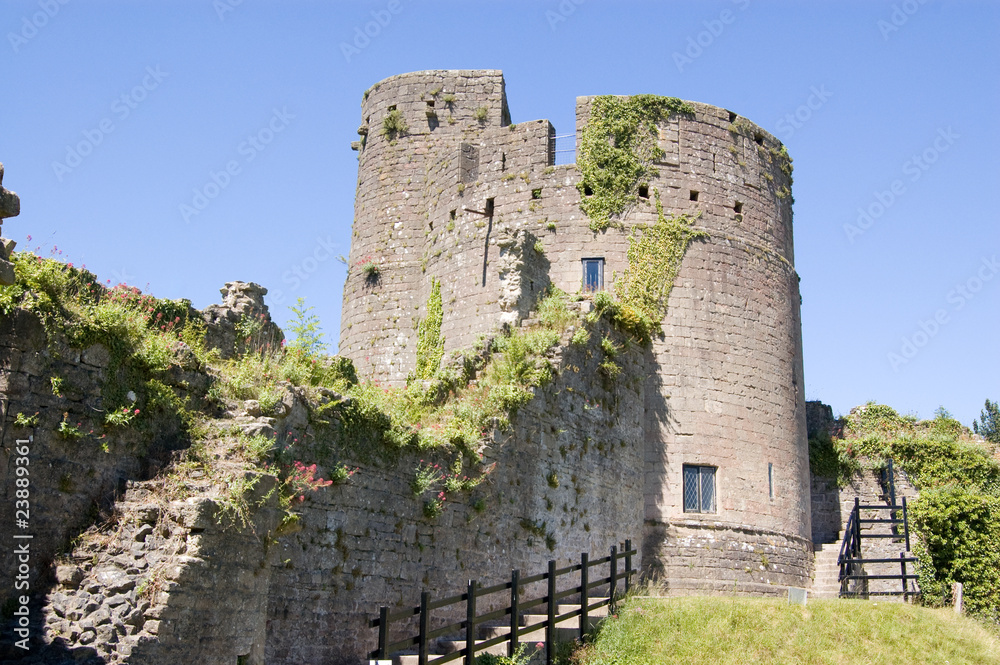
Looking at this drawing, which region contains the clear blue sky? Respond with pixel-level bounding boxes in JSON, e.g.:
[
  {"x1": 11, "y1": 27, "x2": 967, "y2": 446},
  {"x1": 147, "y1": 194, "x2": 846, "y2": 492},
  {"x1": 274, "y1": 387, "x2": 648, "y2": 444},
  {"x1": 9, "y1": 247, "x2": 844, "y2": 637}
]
[{"x1": 2, "y1": 1, "x2": 997, "y2": 427}]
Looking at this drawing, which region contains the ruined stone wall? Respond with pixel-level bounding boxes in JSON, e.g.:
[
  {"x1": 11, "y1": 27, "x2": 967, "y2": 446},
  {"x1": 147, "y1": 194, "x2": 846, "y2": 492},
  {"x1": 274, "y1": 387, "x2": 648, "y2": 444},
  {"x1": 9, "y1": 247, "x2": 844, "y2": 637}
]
[
  {"x1": 0, "y1": 310, "x2": 191, "y2": 611},
  {"x1": 265, "y1": 316, "x2": 645, "y2": 664},
  {"x1": 340, "y1": 70, "x2": 810, "y2": 593},
  {"x1": 1, "y1": 298, "x2": 644, "y2": 663},
  {"x1": 26, "y1": 476, "x2": 282, "y2": 665}
]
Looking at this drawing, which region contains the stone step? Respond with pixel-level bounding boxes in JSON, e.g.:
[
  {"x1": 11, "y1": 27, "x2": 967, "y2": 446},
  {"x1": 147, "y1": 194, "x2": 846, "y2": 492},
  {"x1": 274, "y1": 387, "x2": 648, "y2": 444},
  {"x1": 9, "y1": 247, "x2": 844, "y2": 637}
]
[
  {"x1": 558, "y1": 602, "x2": 609, "y2": 617},
  {"x1": 522, "y1": 613, "x2": 601, "y2": 632}
]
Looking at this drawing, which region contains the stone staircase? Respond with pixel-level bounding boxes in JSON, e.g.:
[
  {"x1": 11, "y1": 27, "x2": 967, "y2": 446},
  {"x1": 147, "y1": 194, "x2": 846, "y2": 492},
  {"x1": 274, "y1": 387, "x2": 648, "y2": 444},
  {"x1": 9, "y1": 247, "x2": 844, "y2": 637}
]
[
  {"x1": 810, "y1": 540, "x2": 842, "y2": 599},
  {"x1": 394, "y1": 599, "x2": 608, "y2": 665}
]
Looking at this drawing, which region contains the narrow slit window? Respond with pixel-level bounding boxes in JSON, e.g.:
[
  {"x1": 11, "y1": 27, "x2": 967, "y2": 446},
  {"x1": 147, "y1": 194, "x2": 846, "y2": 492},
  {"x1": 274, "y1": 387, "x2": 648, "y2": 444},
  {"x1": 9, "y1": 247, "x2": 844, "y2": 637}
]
[
  {"x1": 683, "y1": 465, "x2": 717, "y2": 514},
  {"x1": 582, "y1": 258, "x2": 604, "y2": 293},
  {"x1": 768, "y1": 463, "x2": 774, "y2": 500},
  {"x1": 450, "y1": 209, "x2": 456, "y2": 221}
]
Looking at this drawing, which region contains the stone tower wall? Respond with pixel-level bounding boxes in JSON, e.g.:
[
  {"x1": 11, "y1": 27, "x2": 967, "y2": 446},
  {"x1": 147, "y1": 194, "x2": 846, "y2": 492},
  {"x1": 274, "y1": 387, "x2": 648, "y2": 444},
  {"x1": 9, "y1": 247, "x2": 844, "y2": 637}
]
[{"x1": 340, "y1": 70, "x2": 811, "y2": 593}]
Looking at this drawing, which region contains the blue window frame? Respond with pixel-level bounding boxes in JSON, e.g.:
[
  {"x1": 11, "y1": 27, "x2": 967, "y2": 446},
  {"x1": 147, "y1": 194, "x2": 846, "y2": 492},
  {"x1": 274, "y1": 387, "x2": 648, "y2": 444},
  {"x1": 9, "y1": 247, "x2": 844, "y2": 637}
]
[{"x1": 582, "y1": 258, "x2": 604, "y2": 293}]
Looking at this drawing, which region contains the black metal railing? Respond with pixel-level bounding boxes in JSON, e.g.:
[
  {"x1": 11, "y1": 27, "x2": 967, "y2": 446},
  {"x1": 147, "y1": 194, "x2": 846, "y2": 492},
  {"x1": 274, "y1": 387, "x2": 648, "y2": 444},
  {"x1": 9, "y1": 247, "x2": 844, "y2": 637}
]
[
  {"x1": 837, "y1": 460, "x2": 919, "y2": 599},
  {"x1": 370, "y1": 540, "x2": 635, "y2": 665}
]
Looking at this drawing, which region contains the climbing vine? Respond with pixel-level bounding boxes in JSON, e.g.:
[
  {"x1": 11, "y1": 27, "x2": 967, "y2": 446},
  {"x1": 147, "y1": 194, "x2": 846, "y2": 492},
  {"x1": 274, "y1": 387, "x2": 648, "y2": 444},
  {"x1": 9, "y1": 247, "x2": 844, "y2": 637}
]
[
  {"x1": 615, "y1": 191, "x2": 707, "y2": 328},
  {"x1": 577, "y1": 94, "x2": 694, "y2": 232},
  {"x1": 413, "y1": 277, "x2": 444, "y2": 380}
]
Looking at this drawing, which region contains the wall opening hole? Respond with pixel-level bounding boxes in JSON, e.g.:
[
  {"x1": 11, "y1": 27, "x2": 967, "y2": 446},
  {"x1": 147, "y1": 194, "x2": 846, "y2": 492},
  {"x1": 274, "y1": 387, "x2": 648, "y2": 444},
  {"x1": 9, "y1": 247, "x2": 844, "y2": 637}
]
[
  {"x1": 450, "y1": 209, "x2": 456, "y2": 221},
  {"x1": 754, "y1": 132, "x2": 764, "y2": 146},
  {"x1": 426, "y1": 100, "x2": 435, "y2": 108},
  {"x1": 531, "y1": 188, "x2": 542, "y2": 200},
  {"x1": 689, "y1": 190, "x2": 699, "y2": 202},
  {"x1": 583, "y1": 184, "x2": 593, "y2": 196},
  {"x1": 734, "y1": 201, "x2": 743, "y2": 213},
  {"x1": 387, "y1": 105, "x2": 396, "y2": 112},
  {"x1": 728, "y1": 111, "x2": 737, "y2": 123},
  {"x1": 501, "y1": 153, "x2": 506, "y2": 171},
  {"x1": 485, "y1": 198, "x2": 495, "y2": 217},
  {"x1": 638, "y1": 185, "x2": 649, "y2": 199},
  {"x1": 530, "y1": 280, "x2": 534, "y2": 292}
]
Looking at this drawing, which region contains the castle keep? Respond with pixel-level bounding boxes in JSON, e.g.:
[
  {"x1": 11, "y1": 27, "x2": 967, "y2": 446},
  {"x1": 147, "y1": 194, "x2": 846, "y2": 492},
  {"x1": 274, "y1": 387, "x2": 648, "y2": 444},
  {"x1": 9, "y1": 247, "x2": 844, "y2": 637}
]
[
  {"x1": 340, "y1": 70, "x2": 811, "y2": 594},
  {"x1": 0, "y1": 69, "x2": 812, "y2": 665}
]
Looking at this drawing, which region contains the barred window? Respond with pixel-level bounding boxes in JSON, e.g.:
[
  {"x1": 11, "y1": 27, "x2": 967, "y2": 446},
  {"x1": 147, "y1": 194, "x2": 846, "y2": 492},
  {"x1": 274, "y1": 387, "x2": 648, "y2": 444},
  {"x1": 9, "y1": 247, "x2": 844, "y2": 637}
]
[{"x1": 683, "y1": 465, "x2": 717, "y2": 514}]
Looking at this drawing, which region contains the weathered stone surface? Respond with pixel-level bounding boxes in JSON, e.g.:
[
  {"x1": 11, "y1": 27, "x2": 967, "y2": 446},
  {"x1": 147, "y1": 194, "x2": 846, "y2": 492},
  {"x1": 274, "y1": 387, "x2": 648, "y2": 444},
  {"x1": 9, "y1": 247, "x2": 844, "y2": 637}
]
[
  {"x1": 56, "y1": 565, "x2": 85, "y2": 589},
  {"x1": 340, "y1": 69, "x2": 810, "y2": 606},
  {"x1": 201, "y1": 281, "x2": 284, "y2": 359},
  {"x1": 0, "y1": 162, "x2": 20, "y2": 219}
]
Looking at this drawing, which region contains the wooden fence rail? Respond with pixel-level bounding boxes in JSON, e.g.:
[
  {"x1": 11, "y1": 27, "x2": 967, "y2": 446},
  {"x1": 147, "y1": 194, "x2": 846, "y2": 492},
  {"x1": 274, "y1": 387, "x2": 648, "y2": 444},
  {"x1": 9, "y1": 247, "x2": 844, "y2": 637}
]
[{"x1": 370, "y1": 539, "x2": 635, "y2": 665}]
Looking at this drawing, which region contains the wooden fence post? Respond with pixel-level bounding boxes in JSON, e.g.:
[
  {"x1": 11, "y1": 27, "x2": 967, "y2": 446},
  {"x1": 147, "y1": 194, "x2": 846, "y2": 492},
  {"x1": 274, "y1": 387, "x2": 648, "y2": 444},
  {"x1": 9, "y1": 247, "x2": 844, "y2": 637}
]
[
  {"x1": 546, "y1": 559, "x2": 556, "y2": 665},
  {"x1": 902, "y1": 496, "x2": 911, "y2": 551},
  {"x1": 580, "y1": 552, "x2": 589, "y2": 643},
  {"x1": 465, "y1": 580, "x2": 477, "y2": 665},
  {"x1": 624, "y1": 539, "x2": 633, "y2": 595},
  {"x1": 419, "y1": 591, "x2": 430, "y2": 665},
  {"x1": 377, "y1": 606, "x2": 389, "y2": 660},
  {"x1": 609, "y1": 545, "x2": 618, "y2": 613},
  {"x1": 509, "y1": 569, "x2": 520, "y2": 657}
]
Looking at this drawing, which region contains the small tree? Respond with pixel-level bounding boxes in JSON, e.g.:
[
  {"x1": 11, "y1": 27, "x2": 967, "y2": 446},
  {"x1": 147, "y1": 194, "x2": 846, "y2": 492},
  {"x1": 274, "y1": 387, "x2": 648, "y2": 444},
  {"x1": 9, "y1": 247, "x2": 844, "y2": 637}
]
[
  {"x1": 973, "y1": 399, "x2": 1000, "y2": 444},
  {"x1": 287, "y1": 297, "x2": 326, "y2": 355}
]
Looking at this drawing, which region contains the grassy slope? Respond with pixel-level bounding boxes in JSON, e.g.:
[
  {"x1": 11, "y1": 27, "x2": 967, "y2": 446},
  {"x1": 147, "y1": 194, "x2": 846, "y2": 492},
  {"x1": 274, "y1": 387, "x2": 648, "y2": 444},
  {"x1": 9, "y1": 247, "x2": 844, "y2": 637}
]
[{"x1": 576, "y1": 597, "x2": 1000, "y2": 665}]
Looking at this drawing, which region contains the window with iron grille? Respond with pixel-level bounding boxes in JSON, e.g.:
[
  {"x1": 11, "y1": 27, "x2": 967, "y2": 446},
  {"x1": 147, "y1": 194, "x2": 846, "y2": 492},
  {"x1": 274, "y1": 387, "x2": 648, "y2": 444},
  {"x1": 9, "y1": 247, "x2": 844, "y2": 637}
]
[
  {"x1": 683, "y1": 465, "x2": 717, "y2": 513},
  {"x1": 582, "y1": 258, "x2": 604, "y2": 293}
]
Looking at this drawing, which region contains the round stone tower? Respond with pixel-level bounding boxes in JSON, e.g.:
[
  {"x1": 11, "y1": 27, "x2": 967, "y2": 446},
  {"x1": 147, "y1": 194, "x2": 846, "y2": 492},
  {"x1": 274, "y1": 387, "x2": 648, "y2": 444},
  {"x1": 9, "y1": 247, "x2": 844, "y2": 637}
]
[{"x1": 340, "y1": 70, "x2": 811, "y2": 592}]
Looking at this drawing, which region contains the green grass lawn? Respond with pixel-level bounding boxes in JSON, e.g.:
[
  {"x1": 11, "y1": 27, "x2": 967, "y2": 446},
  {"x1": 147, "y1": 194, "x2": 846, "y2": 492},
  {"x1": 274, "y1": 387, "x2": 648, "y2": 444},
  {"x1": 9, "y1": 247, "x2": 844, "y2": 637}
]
[{"x1": 574, "y1": 596, "x2": 1000, "y2": 665}]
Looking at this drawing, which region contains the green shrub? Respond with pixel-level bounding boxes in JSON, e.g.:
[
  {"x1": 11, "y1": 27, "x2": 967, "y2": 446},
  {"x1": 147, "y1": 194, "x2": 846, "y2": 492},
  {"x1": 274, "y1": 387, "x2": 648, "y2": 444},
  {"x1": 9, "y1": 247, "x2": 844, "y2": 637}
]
[
  {"x1": 911, "y1": 487, "x2": 1000, "y2": 621},
  {"x1": 382, "y1": 109, "x2": 408, "y2": 139}
]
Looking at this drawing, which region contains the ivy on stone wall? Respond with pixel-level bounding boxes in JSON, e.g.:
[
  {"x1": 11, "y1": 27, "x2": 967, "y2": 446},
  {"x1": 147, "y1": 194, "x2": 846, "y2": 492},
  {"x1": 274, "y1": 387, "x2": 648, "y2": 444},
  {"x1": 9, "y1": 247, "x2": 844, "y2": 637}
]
[
  {"x1": 577, "y1": 94, "x2": 694, "y2": 232},
  {"x1": 615, "y1": 191, "x2": 706, "y2": 329},
  {"x1": 413, "y1": 277, "x2": 444, "y2": 381}
]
